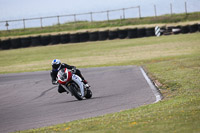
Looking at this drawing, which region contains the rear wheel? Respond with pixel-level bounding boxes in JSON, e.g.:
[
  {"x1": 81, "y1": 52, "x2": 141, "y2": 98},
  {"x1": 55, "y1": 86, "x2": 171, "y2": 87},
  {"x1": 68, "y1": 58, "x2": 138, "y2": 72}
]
[{"x1": 69, "y1": 82, "x2": 83, "y2": 100}]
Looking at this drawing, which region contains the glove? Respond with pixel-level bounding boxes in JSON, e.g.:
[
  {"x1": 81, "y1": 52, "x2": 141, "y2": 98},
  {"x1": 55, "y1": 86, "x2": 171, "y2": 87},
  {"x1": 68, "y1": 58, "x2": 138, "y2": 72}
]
[{"x1": 71, "y1": 67, "x2": 76, "y2": 73}]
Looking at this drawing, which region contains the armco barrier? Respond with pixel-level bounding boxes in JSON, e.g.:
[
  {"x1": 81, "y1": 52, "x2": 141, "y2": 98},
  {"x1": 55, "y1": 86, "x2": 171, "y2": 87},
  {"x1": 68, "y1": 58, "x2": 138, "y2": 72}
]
[
  {"x1": 41, "y1": 35, "x2": 51, "y2": 46},
  {"x1": 98, "y1": 30, "x2": 109, "y2": 41},
  {"x1": 21, "y1": 37, "x2": 31, "y2": 47},
  {"x1": 11, "y1": 38, "x2": 21, "y2": 49},
  {"x1": 118, "y1": 29, "x2": 128, "y2": 39},
  {"x1": 31, "y1": 36, "x2": 41, "y2": 46},
  {"x1": 89, "y1": 31, "x2": 99, "y2": 41},
  {"x1": 146, "y1": 27, "x2": 155, "y2": 37},
  {"x1": 70, "y1": 33, "x2": 80, "y2": 43},
  {"x1": 109, "y1": 29, "x2": 118, "y2": 40},
  {"x1": 127, "y1": 28, "x2": 137, "y2": 38},
  {"x1": 79, "y1": 32, "x2": 89, "y2": 42},
  {"x1": 60, "y1": 34, "x2": 70, "y2": 44},
  {"x1": 1, "y1": 39, "x2": 11, "y2": 50},
  {"x1": 50, "y1": 34, "x2": 61, "y2": 45},
  {"x1": 137, "y1": 28, "x2": 146, "y2": 37}
]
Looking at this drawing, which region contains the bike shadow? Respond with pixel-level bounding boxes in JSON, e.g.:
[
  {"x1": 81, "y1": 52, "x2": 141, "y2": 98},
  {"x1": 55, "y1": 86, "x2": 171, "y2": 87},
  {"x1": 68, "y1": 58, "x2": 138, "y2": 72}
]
[{"x1": 46, "y1": 94, "x2": 117, "y2": 105}]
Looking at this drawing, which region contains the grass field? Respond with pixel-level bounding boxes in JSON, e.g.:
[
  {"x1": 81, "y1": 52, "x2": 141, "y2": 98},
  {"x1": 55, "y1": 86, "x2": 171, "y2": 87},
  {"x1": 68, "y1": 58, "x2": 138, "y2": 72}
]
[{"x1": 1, "y1": 33, "x2": 199, "y2": 132}]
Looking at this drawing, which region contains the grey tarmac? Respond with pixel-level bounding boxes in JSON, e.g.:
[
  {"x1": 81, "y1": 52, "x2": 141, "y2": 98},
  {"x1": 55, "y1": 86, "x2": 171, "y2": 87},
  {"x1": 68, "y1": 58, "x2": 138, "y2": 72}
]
[{"x1": 0, "y1": 66, "x2": 158, "y2": 133}]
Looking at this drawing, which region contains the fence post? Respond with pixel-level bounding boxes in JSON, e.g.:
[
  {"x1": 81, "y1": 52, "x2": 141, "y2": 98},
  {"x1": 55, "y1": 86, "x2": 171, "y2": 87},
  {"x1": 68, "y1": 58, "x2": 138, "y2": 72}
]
[
  {"x1": 74, "y1": 14, "x2": 76, "y2": 22},
  {"x1": 138, "y1": 6, "x2": 141, "y2": 18},
  {"x1": 23, "y1": 19, "x2": 26, "y2": 29},
  {"x1": 154, "y1": 5, "x2": 157, "y2": 17},
  {"x1": 185, "y1": 2, "x2": 188, "y2": 15},
  {"x1": 40, "y1": 17, "x2": 43, "y2": 28},
  {"x1": 90, "y1": 12, "x2": 93, "y2": 22},
  {"x1": 123, "y1": 8, "x2": 125, "y2": 19},
  {"x1": 57, "y1": 16, "x2": 60, "y2": 25},
  {"x1": 170, "y1": 3, "x2": 173, "y2": 16},
  {"x1": 107, "y1": 11, "x2": 110, "y2": 21},
  {"x1": 5, "y1": 21, "x2": 9, "y2": 31}
]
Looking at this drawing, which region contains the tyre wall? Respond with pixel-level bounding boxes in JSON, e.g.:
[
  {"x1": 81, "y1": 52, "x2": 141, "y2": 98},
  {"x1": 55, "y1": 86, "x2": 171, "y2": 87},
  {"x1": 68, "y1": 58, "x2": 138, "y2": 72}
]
[
  {"x1": 70, "y1": 33, "x2": 80, "y2": 43},
  {"x1": 127, "y1": 28, "x2": 137, "y2": 38},
  {"x1": 21, "y1": 37, "x2": 31, "y2": 48},
  {"x1": 11, "y1": 38, "x2": 21, "y2": 49},
  {"x1": 50, "y1": 34, "x2": 61, "y2": 45},
  {"x1": 146, "y1": 27, "x2": 155, "y2": 37},
  {"x1": 1, "y1": 23, "x2": 199, "y2": 50},
  {"x1": 60, "y1": 34, "x2": 70, "y2": 44},
  {"x1": 137, "y1": 28, "x2": 146, "y2": 38},
  {"x1": 79, "y1": 32, "x2": 89, "y2": 42},
  {"x1": 108, "y1": 30, "x2": 118, "y2": 40},
  {"x1": 118, "y1": 29, "x2": 128, "y2": 39},
  {"x1": 189, "y1": 24, "x2": 198, "y2": 33},
  {"x1": 41, "y1": 35, "x2": 51, "y2": 46},
  {"x1": 1, "y1": 39, "x2": 11, "y2": 50},
  {"x1": 31, "y1": 36, "x2": 41, "y2": 46},
  {"x1": 181, "y1": 25, "x2": 190, "y2": 34},
  {"x1": 98, "y1": 30, "x2": 109, "y2": 41},
  {"x1": 89, "y1": 31, "x2": 99, "y2": 41}
]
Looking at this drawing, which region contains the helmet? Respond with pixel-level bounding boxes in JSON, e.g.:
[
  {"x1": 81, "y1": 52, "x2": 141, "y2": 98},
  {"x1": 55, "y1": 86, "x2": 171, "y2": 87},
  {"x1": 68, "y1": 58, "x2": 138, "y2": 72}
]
[{"x1": 52, "y1": 59, "x2": 61, "y2": 70}]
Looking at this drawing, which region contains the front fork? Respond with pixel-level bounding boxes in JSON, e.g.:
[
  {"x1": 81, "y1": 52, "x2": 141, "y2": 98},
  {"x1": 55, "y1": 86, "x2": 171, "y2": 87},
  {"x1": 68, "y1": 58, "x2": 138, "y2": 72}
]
[
  {"x1": 61, "y1": 84, "x2": 72, "y2": 95},
  {"x1": 60, "y1": 74, "x2": 85, "y2": 97}
]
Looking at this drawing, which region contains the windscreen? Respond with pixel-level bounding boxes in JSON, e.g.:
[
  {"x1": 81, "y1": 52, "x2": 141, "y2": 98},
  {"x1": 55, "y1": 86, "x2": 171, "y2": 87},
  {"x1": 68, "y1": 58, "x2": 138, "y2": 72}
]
[{"x1": 58, "y1": 68, "x2": 68, "y2": 81}]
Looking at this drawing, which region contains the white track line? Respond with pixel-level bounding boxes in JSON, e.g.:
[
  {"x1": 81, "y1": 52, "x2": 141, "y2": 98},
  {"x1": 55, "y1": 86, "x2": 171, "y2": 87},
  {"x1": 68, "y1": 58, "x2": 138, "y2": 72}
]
[{"x1": 140, "y1": 67, "x2": 162, "y2": 103}]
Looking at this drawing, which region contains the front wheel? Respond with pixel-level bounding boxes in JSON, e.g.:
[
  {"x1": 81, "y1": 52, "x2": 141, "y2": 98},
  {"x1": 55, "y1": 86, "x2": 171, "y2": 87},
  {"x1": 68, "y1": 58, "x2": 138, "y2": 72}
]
[{"x1": 69, "y1": 83, "x2": 83, "y2": 100}]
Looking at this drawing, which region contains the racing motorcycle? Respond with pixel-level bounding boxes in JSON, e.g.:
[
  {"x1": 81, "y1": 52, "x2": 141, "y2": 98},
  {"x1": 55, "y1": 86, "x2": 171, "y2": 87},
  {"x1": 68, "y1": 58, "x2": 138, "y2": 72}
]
[{"x1": 57, "y1": 68, "x2": 92, "y2": 100}]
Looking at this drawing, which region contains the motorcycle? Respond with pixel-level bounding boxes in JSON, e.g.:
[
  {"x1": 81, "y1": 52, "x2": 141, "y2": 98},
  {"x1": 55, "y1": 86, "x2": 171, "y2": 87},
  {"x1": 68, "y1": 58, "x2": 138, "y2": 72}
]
[{"x1": 57, "y1": 68, "x2": 92, "y2": 100}]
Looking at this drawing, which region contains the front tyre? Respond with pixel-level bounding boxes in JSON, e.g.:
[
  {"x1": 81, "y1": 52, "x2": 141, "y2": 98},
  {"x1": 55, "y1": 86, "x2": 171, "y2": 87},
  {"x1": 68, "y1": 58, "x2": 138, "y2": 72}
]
[{"x1": 69, "y1": 83, "x2": 83, "y2": 100}]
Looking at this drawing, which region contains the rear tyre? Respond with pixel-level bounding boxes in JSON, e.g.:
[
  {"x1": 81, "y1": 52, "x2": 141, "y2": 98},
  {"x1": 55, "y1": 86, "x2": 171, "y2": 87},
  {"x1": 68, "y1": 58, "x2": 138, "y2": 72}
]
[
  {"x1": 69, "y1": 82, "x2": 83, "y2": 100},
  {"x1": 85, "y1": 89, "x2": 92, "y2": 99}
]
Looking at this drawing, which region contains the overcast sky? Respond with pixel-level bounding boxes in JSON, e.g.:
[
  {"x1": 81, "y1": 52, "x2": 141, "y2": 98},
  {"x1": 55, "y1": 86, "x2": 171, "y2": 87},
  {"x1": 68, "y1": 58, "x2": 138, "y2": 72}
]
[{"x1": 0, "y1": 0, "x2": 200, "y2": 21}]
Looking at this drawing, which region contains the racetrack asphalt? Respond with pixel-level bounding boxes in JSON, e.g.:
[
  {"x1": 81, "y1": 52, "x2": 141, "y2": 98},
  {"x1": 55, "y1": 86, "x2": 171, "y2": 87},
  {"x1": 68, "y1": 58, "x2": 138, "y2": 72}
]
[{"x1": 0, "y1": 66, "x2": 159, "y2": 133}]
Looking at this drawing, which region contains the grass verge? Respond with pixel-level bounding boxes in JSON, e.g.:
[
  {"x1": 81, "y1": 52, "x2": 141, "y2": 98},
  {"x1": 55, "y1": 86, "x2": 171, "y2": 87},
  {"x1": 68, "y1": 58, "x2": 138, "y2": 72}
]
[{"x1": 2, "y1": 33, "x2": 199, "y2": 132}]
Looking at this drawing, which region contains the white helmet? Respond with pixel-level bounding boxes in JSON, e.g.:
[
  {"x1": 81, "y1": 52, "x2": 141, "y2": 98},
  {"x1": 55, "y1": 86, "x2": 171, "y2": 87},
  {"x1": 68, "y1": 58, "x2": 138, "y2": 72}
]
[{"x1": 52, "y1": 59, "x2": 61, "y2": 70}]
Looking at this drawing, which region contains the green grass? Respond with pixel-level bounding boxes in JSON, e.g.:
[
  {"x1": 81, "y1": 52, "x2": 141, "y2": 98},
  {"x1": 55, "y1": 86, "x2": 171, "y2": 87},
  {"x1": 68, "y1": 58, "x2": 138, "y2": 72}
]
[
  {"x1": 2, "y1": 32, "x2": 199, "y2": 132},
  {"x1": 1, "y1": 12, "x2": 200, "y2": 38}
]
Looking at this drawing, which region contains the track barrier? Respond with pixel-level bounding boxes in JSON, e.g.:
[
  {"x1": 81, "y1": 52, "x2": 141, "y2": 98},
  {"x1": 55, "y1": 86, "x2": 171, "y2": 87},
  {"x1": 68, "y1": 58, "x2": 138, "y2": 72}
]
[
  {"x1": 146, "y1": 27, "x2": 155, "y2": 37},
  {"x1": 79, "y1": 32, "x2": 89, "y2": 42},
  {"x1": 127, "y1": 28, "x2": 138, "y2": 38},
  {"x1": 60, "y1": 34, "x2": 70, "y2": 44},
  {"x1": 118, "y1": 29, "x2": 128, "y2": 39},
  {"x1": 1, "y1": 39, "x2": 11, "y2": 49},
  {"x1": 98, "y1": 30, "x2": 109, "y2": 41},
  {"x1": 0, "y1": 23, "x2": 199, "y2": 50},
  {"x1": 31, "y1": 36, "x2": 41, "y2": 46},
  {"x1": 11, "y1": 38, "x2": 21, "y2": 49},
  {"x1": 108, "y1": 29, "x2": 118, "y2": 40},
  {"x1": 41, "y1": 35, "x2": 51, "y2": 46},
  {"x1": 50, "y1": 34, "x2": 61, "y2": 45},
  {"x1": 70, "y1": 33, "x2": 80, "y2": 43},
  {"x1": 89, "y1": 31, "x2": 99, "y2": 41},
  {"x1": 137, "y1": 28, "x2": 146, "y2": 38}
]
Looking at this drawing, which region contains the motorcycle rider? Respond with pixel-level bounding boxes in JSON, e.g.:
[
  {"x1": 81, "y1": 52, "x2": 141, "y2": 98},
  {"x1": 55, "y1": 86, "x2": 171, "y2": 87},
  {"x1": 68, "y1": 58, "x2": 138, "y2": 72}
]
[{"x1": 50, "y1": 59, "x2": 89, "y2": 93}]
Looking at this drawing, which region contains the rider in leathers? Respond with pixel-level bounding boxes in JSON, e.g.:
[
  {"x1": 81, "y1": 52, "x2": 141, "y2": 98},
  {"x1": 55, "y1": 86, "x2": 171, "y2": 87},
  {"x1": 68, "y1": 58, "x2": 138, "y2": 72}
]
[{"x1": 50, "y1": 59, "x2": 89, "y2": 93}]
